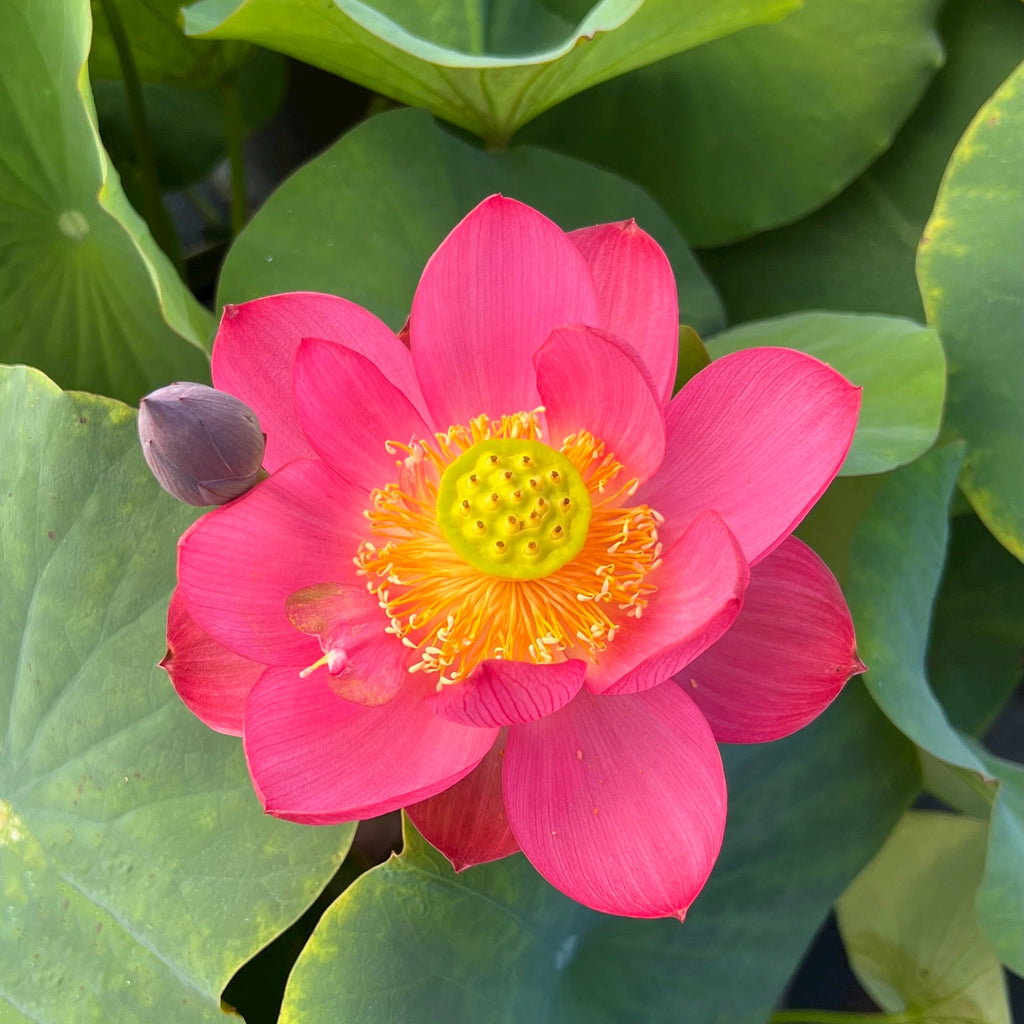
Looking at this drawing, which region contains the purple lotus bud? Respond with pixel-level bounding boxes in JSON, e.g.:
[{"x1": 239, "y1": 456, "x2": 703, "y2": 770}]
[{"x1": 139, "y1": 383, "x2": 266, "y2": 506}]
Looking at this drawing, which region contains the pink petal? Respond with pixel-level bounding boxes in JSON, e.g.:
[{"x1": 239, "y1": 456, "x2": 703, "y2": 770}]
[
  {"x1": 535, "y1": 325, "x2": 666, "y2": 485},
  {"x1": 212, "y1": 293, "x2": 425, "y2": 471},
  {"x1": 292, "y1": 338, "x2": 432, "y2": 491},
  {"x1": 569, "y1": 221, "x2": 679, "y2": 405},
  {"x1": 177, "y1": 459, "x2": 371, "y2": 666},
  {"x1": 287, "y1": 583, "x2": 409, "y2": 707},
  {"x1": 638, "y1": 348, "x2": 861, "y2": 564},
  {"x1": 586, "y1": 511, "x2": 748, "y2": 696},
  {"x1": 244, "y1": 668, "x2": 498, "y2": 824},
  {"x1": 427, "y1": 659, "x2": 587, "y2": 728},
  {"x1": 407, "y1": 729, "x2": 520, "y2": 871},
  {"x1": 679, "y1": 537, "x2": 864, "y2": 743},
  {"x1": 409, "y1": 196, "x2": 601, "y2": 428},
  {"x1": 161, "y1": 587, "x2": 266, "y2": 735},
  {"x1": 503, "y1": 684, "x2": 726, "y2": 919}
]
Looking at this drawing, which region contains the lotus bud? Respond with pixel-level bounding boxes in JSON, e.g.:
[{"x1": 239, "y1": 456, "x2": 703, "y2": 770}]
[{"x1": 139, "y1": 383, "x2": 266, "y2": 506}]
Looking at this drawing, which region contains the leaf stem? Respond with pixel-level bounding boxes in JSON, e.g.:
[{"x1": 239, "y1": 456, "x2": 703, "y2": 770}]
[
  {"x1": 95, "y1": 0, "x2": 183, "y2": 271},
  {"x1": 770, "y1": 1011, "x2": 918, "y2": 1024},
  {"x1": 221, "y1": 78, "x2": 248, "y2": 235}
]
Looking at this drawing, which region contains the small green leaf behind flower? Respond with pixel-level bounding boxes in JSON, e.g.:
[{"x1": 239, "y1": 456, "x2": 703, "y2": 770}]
[
  {"x1": 837, "y1": 810, "x2": 1012, "y2": 1023},
  {"x1": 706, "y1": 312, "x2": 946, "y2": 477}
]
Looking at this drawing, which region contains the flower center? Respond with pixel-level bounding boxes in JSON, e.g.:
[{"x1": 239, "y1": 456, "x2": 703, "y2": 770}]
[
  {"x1": 353, "y1": 412, "x2": 663, "y2": 686},
  {"x1": 435, "y1": 437, "x2": 591, "y2": 580}
]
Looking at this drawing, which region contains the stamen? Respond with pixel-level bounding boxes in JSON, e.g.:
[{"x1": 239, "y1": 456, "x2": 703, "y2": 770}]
[{"x1": 354, "y1": 414, "x2": 662, "y2": 683}]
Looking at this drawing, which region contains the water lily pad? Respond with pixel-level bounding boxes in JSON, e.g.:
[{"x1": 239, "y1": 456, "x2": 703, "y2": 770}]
[
  {"x1": 917, "y1": 63, "x2": 1024, "y2": 560},
  {"x1": 278, "y1": 686, "x2": 916, "y2": 1023},
  {"x1": 706, "y1": 312, "x2": 946, "y2": 476},
  {"x1": 0, "y1": 0, "x2": 212, "y2": 404},
  {"x1": 524, "y1": 0, "x2": 942, "y2": 246},
  {"x1": 218, "y1": 107, "x2": 724, "y2": 337},
  {"x1": 0, "y1": 365, "x2": 353, "y2": 1022},
  {"x1": 183, "y1": 0, "x2": 796, "y2": 145},
  {"x1": 837, "y1": 810, "x2": 1011, "y2": 1022}
]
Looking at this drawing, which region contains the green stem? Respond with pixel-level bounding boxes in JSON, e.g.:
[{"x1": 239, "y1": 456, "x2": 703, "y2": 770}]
[
  {"x1": 96, "y1": 0, "x2": 183, "y2": 272},
  {"x1": 770, "y1": 1011, "x2": 918, "y2": 1024},
  {"x1": 221, "y1": 79, "x2": 247, "y2": 236}
]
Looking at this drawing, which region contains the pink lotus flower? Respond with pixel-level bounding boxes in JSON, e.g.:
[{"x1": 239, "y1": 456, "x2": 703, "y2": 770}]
[{"x1": 164, "y1": 196, "x2": 864, "y2": 919}]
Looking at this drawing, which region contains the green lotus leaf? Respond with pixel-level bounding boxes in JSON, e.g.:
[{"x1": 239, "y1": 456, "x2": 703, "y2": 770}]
[
  {"x1": 218, "y1": 108, "x2": 724, "y2": 338},
  {"x1": 0, "y1": 0, "x2": 212, "y2": 404},
  {"x1": 706, "y1": 312, "x2": 946, "y2": 476},
  {"x1": 0, "y1": 365, "x2": 353, "y2": 1022},
  {"x1": 917, "y1": 63, "x2": 1024, "y2": 560},
  {"x1": 700, "y1": 0, "x2": 1022, "y2": 323},
  {"x1": 837, "y1": 810, "x2": 1011, "y2": 1022},
  {"x1": 183, "y1": 0, "x2": 796, "y2": 145},
  {"x1": 524, "y1": 0, "x2": 942, "y2": 246}
]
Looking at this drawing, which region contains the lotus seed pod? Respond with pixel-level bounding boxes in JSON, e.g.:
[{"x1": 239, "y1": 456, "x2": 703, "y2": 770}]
[{"x1": 138, "y1": 382, "x2": 266, "y2": 506}]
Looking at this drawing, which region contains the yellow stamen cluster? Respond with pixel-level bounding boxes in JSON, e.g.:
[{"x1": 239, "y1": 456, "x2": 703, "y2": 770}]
[{"x1": 354, "y1": 411, "x2": 663, "y2": 687}]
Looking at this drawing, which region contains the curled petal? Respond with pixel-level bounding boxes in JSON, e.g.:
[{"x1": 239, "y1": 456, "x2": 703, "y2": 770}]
[
  {"x1": 410, "y1": 196, "x2": 601, "y2": 428},
  {"x1": 586, "y1": 511, "x2": 748, "y2": 696},
  {"x1": 212, "y1": 293, "x2": 425, "y2": 471},
  {"x1": 504, "y1": 685, "x2": 726, "y2": 919},
  {"x1": 535, "y1": 325, "x2": 665, "y2": 485},
  {"x1": 427, "y1": 659, "x2": 586, "y2": 728},
  {"x1": 569, "y1": 221, "x2": 679, "y2": 405},
  {"x1": 407, "y1": 730, "x2": 519, "y2": 871},
  {"x1": 244, "y1": 669, "x2": 498, "y2": 824},
  {"x1": 161, "y1": 588, "x2": 265, "y2": 735},
  {"x1": 639, "y1": 348, "x2": 861, "y2": 564},
  {"x1": 293, "y1": 338, "x2": 431, "y2": 491},
  {"x1": 679, "y1": 537, "x2": 864, "y2": 743}
]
